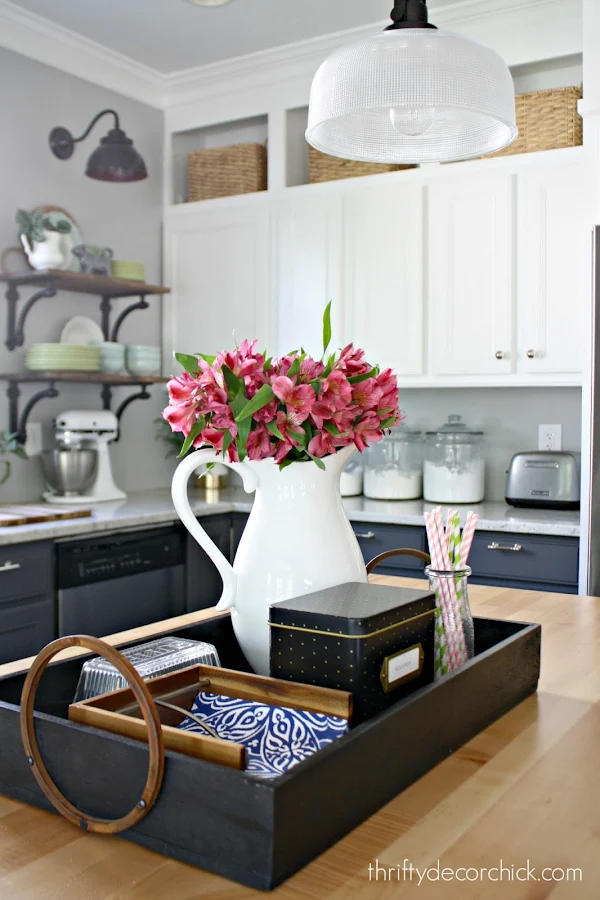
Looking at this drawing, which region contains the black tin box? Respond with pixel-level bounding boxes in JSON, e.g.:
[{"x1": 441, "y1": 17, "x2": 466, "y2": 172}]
[{"x1": 269, "y1": 582, "x2": 436, "y2": 722}]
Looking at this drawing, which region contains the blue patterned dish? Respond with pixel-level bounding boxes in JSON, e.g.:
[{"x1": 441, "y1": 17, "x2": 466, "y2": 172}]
[{"x1": 178, "y1": 692, "x2": 349, "y2": 779}]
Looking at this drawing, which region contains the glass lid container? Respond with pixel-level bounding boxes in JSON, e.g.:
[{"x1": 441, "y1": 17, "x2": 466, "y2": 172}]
[{"x1": 426, "y1": 414, "x2": 483, "y2": 444}]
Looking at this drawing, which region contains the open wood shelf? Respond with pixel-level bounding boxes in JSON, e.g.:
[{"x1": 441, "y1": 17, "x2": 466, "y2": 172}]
[
  {"x1": 0, "y1": 373, "x2": 168, "y2": 385},
  {"x1": 0, "y1": 270, "x2": 170, "y2": 298}
]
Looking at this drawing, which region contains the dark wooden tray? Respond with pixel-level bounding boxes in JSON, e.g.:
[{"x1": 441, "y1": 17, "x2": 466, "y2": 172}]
[{"x1": 0, "y1": 612, "x2": 541, "y2": 891}]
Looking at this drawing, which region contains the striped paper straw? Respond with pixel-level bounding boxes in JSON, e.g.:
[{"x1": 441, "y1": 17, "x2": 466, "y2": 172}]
[
  {"x1": 424, "y1": 511, "x2": 452, "y2": 675},
  {"x1": 459, "y1": 511, "x2": 479, "y2": 568},
  {"x1": 426, "y1": 510, "x2": 461, "y2": 670},
  {"x1": 434, "y1": 508, "x2": 467, "y2": 666}
]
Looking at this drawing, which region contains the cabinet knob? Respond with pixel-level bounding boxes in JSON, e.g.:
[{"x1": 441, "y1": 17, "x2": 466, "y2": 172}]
[
  {"x1": 495, "y1": 351, "x2": 505, "y2": 360},
  {"x1": 526, "y1": 349, "x2": 535, "y2": 359}
]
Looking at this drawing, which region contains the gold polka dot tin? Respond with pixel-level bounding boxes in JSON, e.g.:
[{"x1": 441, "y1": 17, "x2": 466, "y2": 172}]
[{"x1": 269, "y1": 583, "x2": 436, "y2": 723}]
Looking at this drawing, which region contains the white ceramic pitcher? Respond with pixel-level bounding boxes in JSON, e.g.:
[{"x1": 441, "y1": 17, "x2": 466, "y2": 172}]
[
  {"x1": 171, "y1": 444, "x2": 368, "y2": 674},
  {"x1": 20, "y1": 231, "x2": 66, "y2": 271}
]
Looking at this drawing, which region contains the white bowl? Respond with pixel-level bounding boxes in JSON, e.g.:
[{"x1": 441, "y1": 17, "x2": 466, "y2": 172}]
[
  {"x1": 126, "y1": 359, "x2": 162, "y2": 376},
  {"x1": 126, "y1": 344, "x2": 161, "y2": 354}
]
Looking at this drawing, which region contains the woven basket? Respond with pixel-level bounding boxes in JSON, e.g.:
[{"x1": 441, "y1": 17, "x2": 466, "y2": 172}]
[
  {"x1": 308, "y1": 146, "x2": 414, "y2": 183},
  {"x1": 188, "y1": 143, "x2": 268, "y2": 202},
  {"x1": 491, "y1": 86, "x2": 582, "y2": 158}
]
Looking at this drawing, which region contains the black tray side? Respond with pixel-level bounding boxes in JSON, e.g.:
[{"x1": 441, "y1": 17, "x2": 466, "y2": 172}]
[{"x1": 270, "y1": 617, "x2": 541, "y2": 887}]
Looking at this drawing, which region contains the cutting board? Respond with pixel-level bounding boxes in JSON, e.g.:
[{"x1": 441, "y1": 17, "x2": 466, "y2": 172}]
[{"x1": 0, "y1": 505, "x2": 92, "y2": 527}]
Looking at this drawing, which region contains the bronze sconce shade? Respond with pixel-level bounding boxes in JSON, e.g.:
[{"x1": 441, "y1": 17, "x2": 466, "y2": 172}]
[{"x1": 49, "y1": 109, "x2": 148, "y2": 182}]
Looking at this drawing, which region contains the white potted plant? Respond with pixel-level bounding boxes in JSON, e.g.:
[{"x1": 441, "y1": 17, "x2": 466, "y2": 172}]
[{"x1": 16, "y1": 209, "x2": 72, "y2": 271}]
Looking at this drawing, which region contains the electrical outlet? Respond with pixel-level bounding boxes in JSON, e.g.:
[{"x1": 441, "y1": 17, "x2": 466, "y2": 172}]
[
  {"x1": 24, "y1": 422, "x2": 43, "y2": 457},
  {"x1": 538, "y1": 424, "x2": 563, "y2": 452}
]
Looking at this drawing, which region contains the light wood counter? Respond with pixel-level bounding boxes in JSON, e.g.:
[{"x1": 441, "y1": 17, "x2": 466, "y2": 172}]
[{"x1": 1, "y1": 577, "x2": 599, "y2": 899}]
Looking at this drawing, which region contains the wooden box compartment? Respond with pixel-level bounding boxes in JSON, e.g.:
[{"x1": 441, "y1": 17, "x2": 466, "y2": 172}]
[{"x1": 0, "y1": 611, "x2": 541, "y2": 891}]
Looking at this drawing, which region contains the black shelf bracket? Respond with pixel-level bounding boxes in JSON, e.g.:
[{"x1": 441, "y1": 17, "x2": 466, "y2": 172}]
[
  {"x1": 7, "y1": 379, "x2": 59, "y2": 444},
  {"x1": 100, "y1": 294, "x2": 150, "y2": 342},
  {"x1": 106, "y1": 385, "x2": 152, "y2": 441},
  {"x1": 5, "y1": 279, "x2": 57, "y2": 350}
]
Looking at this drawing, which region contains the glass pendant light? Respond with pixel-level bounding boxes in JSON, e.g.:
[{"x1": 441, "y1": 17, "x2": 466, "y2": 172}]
[{"x1": 306, "y1": 0, "x2": 518, "y2": 164}]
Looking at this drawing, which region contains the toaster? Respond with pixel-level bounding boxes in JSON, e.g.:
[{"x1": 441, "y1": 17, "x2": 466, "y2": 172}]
[{"x1": 505, "y1": 451, "x2": 580, "y2": 510}]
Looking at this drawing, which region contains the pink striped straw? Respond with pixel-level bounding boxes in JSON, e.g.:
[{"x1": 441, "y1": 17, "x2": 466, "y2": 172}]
[
  {"x1": 425, "y1": 509, "x2": 461, "y2": 669},
  {"x1": 459, "y1": 511, "x2": 479, "y2": 567},
  {"x1": 433, "y1": 508, "x2": 467, "y2": 665}
]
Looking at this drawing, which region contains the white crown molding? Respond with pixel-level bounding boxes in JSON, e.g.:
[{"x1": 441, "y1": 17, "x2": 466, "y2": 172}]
[
  {"x1": 0, "y1": 0, "x2": 163, "y2": 108},
  {"x1": 0, "y1": 0, "x2": 583, "y2": 112}
]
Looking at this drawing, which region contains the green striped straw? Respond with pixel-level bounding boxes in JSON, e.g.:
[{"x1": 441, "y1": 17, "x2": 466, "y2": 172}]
[{"x1": 446, "y1": 508, "x2": 467, "y2": 660}]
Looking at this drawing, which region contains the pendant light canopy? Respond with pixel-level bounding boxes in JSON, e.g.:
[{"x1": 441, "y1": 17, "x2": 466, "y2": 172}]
[{"x1": 306, "y1": 0, "x2": 517, "y2": 164}]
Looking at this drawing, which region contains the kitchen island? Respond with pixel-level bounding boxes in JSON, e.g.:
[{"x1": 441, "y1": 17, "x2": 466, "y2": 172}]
[{"x1": 0, "y1": 577, "x2": 597, "y2": 899}]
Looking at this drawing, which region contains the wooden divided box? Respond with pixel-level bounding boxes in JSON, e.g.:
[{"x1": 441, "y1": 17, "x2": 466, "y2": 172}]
[{"x1": 0, "y1": 609, "x2": 541, "y2": 891}]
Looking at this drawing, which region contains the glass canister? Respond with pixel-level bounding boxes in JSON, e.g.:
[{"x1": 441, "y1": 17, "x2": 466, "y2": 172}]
[
  {"x1": 340, "y1": 456, "x2": 363, "y2": 497},
  {"x1": 425, "y1": 565, "x2": 475, "y2": 679},
  {"x1": 363, "y1": 425, "x2": 423, "y2": 500},
  {"x1": 423, "y1": 414, "x2": 485, "y2": 504}
]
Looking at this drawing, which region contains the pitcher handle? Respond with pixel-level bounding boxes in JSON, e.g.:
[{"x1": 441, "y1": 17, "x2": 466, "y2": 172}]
[{"x1": 171, "y1": 449, "x2": 258, "y2": 611}]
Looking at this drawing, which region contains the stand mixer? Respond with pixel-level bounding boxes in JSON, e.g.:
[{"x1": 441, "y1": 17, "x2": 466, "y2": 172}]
[{"x1": 42, "y1": 410, "x2": 126, "y2": 504}]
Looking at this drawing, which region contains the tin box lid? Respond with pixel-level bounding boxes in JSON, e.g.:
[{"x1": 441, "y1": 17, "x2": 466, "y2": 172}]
[{"x1": 269, "y1": 583, "x2": 435, "y2": 637}]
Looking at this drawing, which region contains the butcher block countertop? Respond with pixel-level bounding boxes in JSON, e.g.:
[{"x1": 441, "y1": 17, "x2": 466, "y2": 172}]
[{"x1": 0, "y1": 577, "x2": 598, "y2": 899}]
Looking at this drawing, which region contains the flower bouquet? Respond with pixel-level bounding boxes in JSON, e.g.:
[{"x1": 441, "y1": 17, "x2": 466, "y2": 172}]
[{"x1": 164, "y1": 304, "x2": 400, "y2": 466}]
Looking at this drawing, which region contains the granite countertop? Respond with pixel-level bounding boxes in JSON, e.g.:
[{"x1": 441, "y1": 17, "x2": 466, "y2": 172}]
[{"x1": 0, "y1": 488, "x2": 580, "y2": 546}]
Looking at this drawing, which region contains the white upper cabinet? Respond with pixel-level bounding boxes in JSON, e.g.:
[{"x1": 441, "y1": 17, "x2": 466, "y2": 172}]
[
  {"x1": 428, "y1": 172, "x2": 516, "y2": 377},
  {"x1": 163, "y1": 201, "x2": 271, "y2": 363},
  {"x1": 344, "y1": 183, "x2": 425, "y2": 377},
  {"x1": 271, "y1": 194, "x2": 343, "y2": 358},
  {"x1": 518, "y1": 164, "x2": 593, "y2": 376}
]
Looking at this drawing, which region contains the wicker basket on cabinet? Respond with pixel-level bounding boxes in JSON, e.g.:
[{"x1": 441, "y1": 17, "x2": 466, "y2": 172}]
[
  {"x1": 489, "y1": 86, "x2": 583, "y2": 158},
  {"x1": 187, "y1": 143, "x2": 268, "y2": 202},
  {"x1": 308, "y1": 146, "x2": 414, "y2": 183}
]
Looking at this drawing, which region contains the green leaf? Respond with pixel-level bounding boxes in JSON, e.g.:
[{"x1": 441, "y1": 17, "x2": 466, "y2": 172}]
[
  {"x1": 222, "y1": 363, "x2": 244, "y2": 398},
  {"x1": 266, "y1": 419, "x2": 285, "y2": 441},
  {"x1": 230, "y1": 394, "x2": 250, "y2": 461},
  {"x1": 348, "y1": 369, "x2": 376, "y2": 385},
  {"x1": 174, "y1": 352, "x2": 199, "y2": 375},
  {"x1": 322, "y1": 301, "x2": 332, "y2": 357},
  {"x1": 178, "y1": 416, "x2": 206, "y2": 457},
  {"x1": 221, "y1": 429, "x2": 234, "y2": 458},
  {"x1": 278, "y1": 457, "x2": 295, "y2": 471},
  {"x1": 309, "y1": 454, "x2": 326, "y2": 471},
  {"x1": 197, "y1": 353, "x2": 216, "y2": 365},
  {"x1": 381, "y1": 416, "x2": 397, "y2": 428},
  {"x1": 287, "y1": 427, "x2": 307, "y2": 444},
  {"x1": 14, "y1": 447, "x2": 28, "y2": 460},
  {"x1": 287, "y1": 357, "x2": 302, "y2": 378},
  {"x1": 263, "y1": 357, "x2": 273, "y2": 372},
  {"x1": 235, "y1": 384, "x2": 275, "y2": 422},
  {"x1": 324, "y1": 421, "x2": 341, "y2": 437}
]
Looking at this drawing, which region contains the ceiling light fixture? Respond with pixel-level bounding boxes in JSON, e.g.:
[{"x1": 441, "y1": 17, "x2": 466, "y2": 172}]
[
  {"x1": 49, "y1": 109, "x2": 148, "y2": 183},
  {"x1": 306, "y1": 0, "x2": 518, "y2": 164}
]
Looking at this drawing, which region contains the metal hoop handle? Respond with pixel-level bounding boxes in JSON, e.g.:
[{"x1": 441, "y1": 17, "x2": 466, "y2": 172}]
[
  {"x1": 20, "y1": 635, "x2": 165, "y2": 835},
  {"x1": 366, "y1": 547, "x2": 432, "y2": 574}
]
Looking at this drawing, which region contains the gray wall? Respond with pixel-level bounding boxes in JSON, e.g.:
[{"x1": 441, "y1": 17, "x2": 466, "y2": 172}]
[
  {"x1": 0, "y1": 47, "x2": 173, "y2": 502},
  {"x1": 399, "y1": 387, "x2": 582, "y2": 502}
]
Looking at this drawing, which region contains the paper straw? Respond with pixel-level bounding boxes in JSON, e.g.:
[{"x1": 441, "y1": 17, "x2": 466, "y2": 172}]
[
  {"x1": 426, "y1": 510, "x2": 461, "y2": 670},
  {"x1": 459, "y1": 511, "x2": 479, "y2": 568}
]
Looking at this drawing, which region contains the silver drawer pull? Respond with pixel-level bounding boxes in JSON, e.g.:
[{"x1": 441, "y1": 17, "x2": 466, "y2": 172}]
[
  {"x1": 355, "y1": 531, "x2": 376, "y2": 540},
  {"x1": 0, "y1": 561, "x2": 21, "y2": 572},
  {"x1": 487, "y1": 542, "x2": 523, "y2": 553}
]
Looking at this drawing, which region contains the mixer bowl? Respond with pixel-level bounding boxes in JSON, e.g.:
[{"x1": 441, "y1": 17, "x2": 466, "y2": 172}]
[{"x1": 40, "y1": 449, "x2": 98, "y2": 497}]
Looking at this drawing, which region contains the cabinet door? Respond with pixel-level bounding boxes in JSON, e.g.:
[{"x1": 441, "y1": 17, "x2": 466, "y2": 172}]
[
  {"x1": 428, "y1": 173, "x2": 516, "y2": 376},
  {"x1": 519, "y1": 166, "x2": 592, "y2": 376},
  {"x1": 272, "y1": 194, "x2": 343, "y2": 357},
  {"x1": 345, "y1": 184, "x2": 425, "y2": 376},
  {"x1": 0, "y1": 594, "x2": 55, "y2": 665},
  {"x1": 164, "y1": 202, "x2": 271, "y2": 361}
]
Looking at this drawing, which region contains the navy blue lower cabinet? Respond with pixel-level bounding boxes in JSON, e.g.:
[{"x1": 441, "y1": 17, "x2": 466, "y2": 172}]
[
  {"x1": 0, "y1": 541, "x2": 55, "y2": 664},
  {"x1": 186, "y1": 514, "x2": 233, "y2": 611},
  {"x1": 467, "y1": 531, "x2": 579, "y2": 593},
  {"x1": 351, "y1": 522, "x2": 427, "y2": 578}
]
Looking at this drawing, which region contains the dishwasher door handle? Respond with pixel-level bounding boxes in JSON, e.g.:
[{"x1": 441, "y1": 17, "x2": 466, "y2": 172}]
[{"x1": 487, "y1": 542, "x2": 523, "y2": 552}]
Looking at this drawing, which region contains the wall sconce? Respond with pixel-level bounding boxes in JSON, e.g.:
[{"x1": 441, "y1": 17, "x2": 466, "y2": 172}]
[{"x1": 49, "y1": 109, "x2": 148, "y2": 183}]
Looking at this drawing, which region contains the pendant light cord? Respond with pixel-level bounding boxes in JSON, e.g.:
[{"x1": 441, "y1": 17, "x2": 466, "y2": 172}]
[{"x1": 385, "y1": 0, "x2": 437, "y2": 31}]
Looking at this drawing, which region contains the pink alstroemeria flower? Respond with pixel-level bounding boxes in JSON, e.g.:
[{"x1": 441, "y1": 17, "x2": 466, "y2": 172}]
[
  {"x1": 352, "y1": 378, "x2": 383, "y2": 411},
  {"x1": 274, "y1": 441, "x2": 293, "y2": 464},
  {"x1": 164, "y1": 373, "x2": 203, "y2": 434},
  {"x1": 320, "y1": 370, "x2": 353, "y2": 411},
  {"x1": 300, "y1": 357, "x2": 325, "y2": 381},
  {"x1": 308, "y1": 432, "x2": 337, "y2": 458},
  {"x1": 337, "y1": 344, "x2": 371, "y2": 377},
  {"x1": 276, "y1": 411, "x2": 305, "y2": 447},
  {"x1": 272, "y1": 376, "x2": 315, "y2": 424},
  {"x1": 353, "y1": 412, "x2": 385, "y2": 452},
  {"x1": 247, "y1": 425, "x2": 273, "y2": 460}
]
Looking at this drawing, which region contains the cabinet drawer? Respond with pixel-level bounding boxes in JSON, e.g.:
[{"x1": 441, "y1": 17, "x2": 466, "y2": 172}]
[
  {"x1": 0, "y1": 593, "x2": 55, "y2": 665},
  {"x1": 351, "y1": 522, "x2": 427, "y2": 571},
  {"x1": 469, "y1": 532, "x2": 579, "y2": 587},
  {"x1": 0, "y1": 542, "x2": 54, "y2": 604}
]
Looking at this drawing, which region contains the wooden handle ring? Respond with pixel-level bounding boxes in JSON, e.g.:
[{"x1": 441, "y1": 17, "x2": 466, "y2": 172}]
[
  {"x1": 367, "y1": 547, "x2": 432, "y2": 574},
  {"x1": 20, "y1": 635, "x2": 165, "y2": 835}
]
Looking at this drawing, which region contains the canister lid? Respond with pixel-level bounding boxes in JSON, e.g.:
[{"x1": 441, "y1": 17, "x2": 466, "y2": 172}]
[
  {"x1": 269, "y1": 583, "x2": 435, "y2": 637},
  {"x1": 426, "y1": 414, "x2": 483, "y2": 442}
]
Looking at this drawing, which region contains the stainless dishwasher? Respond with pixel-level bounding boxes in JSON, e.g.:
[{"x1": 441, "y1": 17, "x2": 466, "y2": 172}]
[{"x1": 56, "y1": 526, "x2": 186, "y2": 637}]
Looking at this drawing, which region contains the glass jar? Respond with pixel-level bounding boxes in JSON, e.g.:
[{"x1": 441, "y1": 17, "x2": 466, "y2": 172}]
[
  {"x1": 425, "y1": 565, "x2": 475, "y2": 678},
  {"x1": 340, "y1": 456, "x2": 363, "y2": 497},
  {"x1": 363, "y1": 425, "x2": 423, "y2": 500},
  {"x1": 423, "y1": 414, "x2": 484, "y2": 504}
]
